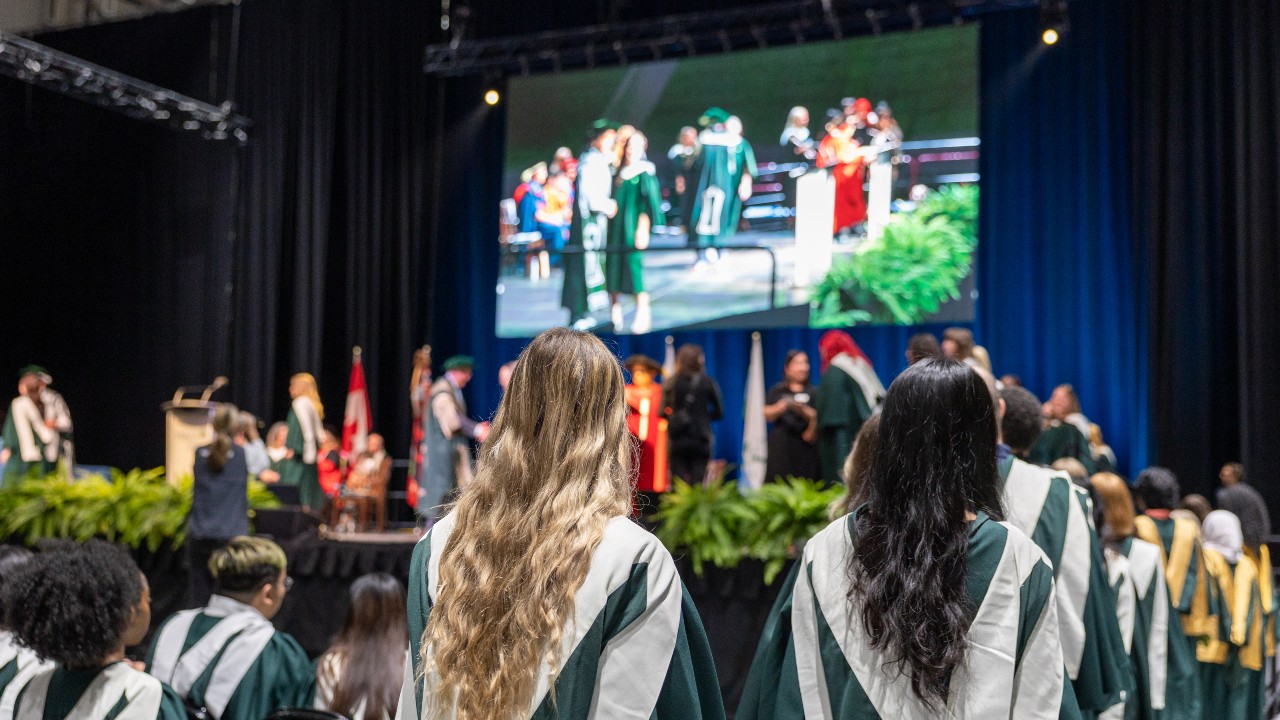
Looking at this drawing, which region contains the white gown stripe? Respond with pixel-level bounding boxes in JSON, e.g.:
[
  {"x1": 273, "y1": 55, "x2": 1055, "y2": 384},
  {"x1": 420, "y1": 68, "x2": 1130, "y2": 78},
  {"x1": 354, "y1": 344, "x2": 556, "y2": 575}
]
[
  {"x1": 588, "y1": 540, "x2": 682, "y2": 718},
  {"x1": 1001, "y1": 460, "x2": 1052, "y2": 540},
  {"x1": 146, "y1": 609, "x2": 202, "y2": 686},
  {"x1": 203, "y1": 623, "x2": 276, "y2": 719},
  {"x1": 789, "y1": 554, "x2": 831, "y2": 720},
  {"x1": 1012, "y1": 564, "x2": 1066, "y2": 720},
  {"x1": 1132, "y1": 541, "x2": 1169, "y2": 711},
  {"x1": 19, "y1": 664, "x2": 163, "y2": 720},
  {"x1": 167, "y1": 612, "x2": 262, "y2": 697}
]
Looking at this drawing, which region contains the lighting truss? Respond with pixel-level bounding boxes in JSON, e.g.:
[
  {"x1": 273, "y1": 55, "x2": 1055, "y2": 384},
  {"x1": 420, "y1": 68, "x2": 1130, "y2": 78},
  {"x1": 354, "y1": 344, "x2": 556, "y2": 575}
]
[
  {"x1": 424, "y1": 0, "x2": 1045, "y2": 76},
  {"x1": 0, "y1": 29, "x2": 250, "y2": 143}
]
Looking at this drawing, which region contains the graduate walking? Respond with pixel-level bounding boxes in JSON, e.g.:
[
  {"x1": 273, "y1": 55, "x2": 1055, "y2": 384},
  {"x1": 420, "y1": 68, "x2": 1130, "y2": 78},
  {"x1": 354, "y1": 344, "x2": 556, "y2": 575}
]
[{"x1": 279, "y1": 373, "x2": 326, "y2": 514}]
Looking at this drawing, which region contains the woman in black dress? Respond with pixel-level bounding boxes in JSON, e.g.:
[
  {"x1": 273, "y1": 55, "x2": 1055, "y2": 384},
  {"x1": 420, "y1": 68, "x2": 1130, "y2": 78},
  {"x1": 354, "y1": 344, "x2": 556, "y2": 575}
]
[
  {"x1": 764, "y1": 350, "x2": 820, "y2": 482},
  {"x1": 662, "y1": 344, "x2": 723, "y2": 485}
]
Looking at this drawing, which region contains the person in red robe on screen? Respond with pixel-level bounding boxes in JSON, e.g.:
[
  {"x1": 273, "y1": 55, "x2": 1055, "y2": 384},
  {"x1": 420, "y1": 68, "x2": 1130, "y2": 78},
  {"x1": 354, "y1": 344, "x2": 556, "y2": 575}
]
[
  {"x1": 816, "y1": 98, "x2": 872, "y2": 235},
  {"x1": 624, "y1": 355, "x2": 669, "y2": 519}
]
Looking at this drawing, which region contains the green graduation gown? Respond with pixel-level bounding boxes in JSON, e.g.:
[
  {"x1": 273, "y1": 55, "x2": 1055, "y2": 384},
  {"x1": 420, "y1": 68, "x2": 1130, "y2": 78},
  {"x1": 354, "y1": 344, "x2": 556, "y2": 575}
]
[
  {"x1": 2, "y1": 396, "x2": 57, "y2": 487},
  {"x1": 15, "y1": 663, "x2": 186, "y2": 720},
  {"x1": 814, "y1": 363, "x2": 873, "y2": 485},
  {"x1": 146, "y1": 595, "x2": 314, "y2": 720},
  {"x1": 1102, "y1": 538, "x2": 1171, "y2": 720},
  {"x1": 398, "y1": 513, "x2": 726, "y2": 720},
  {"x1": 0, "y1": 631, "x2": 52, "y2": 717},
  {"x1": 279, "y1": 397, "x2": 324, "y2": 513},
  {"x1": 738, "y1": 511, "x2": 1080, "y2": 719},
  {"x1": 562, "y1": 146, "x2": 612, "y2": 323},
  {"x1": 1029, "y1": 422, "x2": 1096, "y2": 474},
  {"x1": 691, "y1": 129, "x2": 757, "y2": 249},
  {"x1": 606, "y1": 161, "x2": 664, "y2": 295},
  {"x1": 1000, "y1": 456, "x2": 1133, "y2": 717}
]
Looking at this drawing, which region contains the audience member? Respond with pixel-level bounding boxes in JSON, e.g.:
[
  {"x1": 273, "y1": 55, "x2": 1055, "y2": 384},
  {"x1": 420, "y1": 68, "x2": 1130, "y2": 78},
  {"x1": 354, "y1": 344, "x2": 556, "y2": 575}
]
[
  {"x1": 402, "y1": 328, "x2": 724, "y2": 720},
  {"x1": 1134, "y1": 466, "x2": 1215, "y2": 718},
  {"x1": 264, "y1": 422, "x2": 289, "y2": 482},
  {"x1": 662, "y1": 344, "x2": 723, "y2": 485},
  {"x1": 1088, "y1": 423, "x2": 1117, "y2": 472},
  {"x1": 238, "y1": 411, "x2": 270, "y2": 478},
  {"x1": 318, "y1": 425, "x2": 342, "y2": 499},
  {"x1": 998, "y1": 385, "x2": 1044, "y2": 460},
  {"x1": 1216, "y1": 462, "x2": 1270, "y2": 551},
  {"x1": 986, "y1": 367, "x2": 1130, "y2": 714},
  {"x1": 1092, "y1": 472, "x2": 1175, "y2": 719},
  {"x1": 838, "y1": 412, "x2": 880, "y2": 515},
  {"x1": 940, "y1": 327, "x2": 977, "y2": 367},
  {"x1": 315, "y1": 573, "x2": 407, "y2": 720},
  {"x1": 763, "y1": 350, "x2": 819, "y2": 483},
  {"x1": 497, "y1": 361, "x2": 516, "y2": 393},
  {"x1": 1046, "y1": 384, "x2": 1093, "y2": 438},
  {"x1": 147, "y1": 537, "x2": 314, "y2": 720},
  {"x1": 346, "y1": 433, "x2": 388, "y2": 496},
  {"x1": 1000, "y1": 373, "x2": 1022, "y2": 388},
  {"x1": 6, "y1": 541, "x2": 185, "y2": 720},
  {"x1": 1051, "y1": 457, "x2": 1091, "y2": 488},
  {"x1": 1178, "y1": 494, "x2": 1213, "y2": 525},
  {"x1": 1015, "y1": 384, "x2": 1094, "y2": 473},
  {"x1": 187, "y1": 403, "x2": 250, "y2": 608},
  {"x1": 904, "y1": 332, "x2": 941, "y2": 364},
  {"x1": 740, "y1": 358, "x2": 1075, "y2": 717},
  {"x1": 1198, "y1": 510, "x2": 1265, "y2": 719},
  {"x1": 0, "y1": 547, "x2": 49, "y2": 715},
  {"x1": 814, "y1": 331, "x2": 884, "y2": 485}
]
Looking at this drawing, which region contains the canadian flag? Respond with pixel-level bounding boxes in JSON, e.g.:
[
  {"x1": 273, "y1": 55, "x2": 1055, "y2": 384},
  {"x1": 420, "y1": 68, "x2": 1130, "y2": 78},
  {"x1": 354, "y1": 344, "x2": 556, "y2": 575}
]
[{"x1": 342, "y1": 348, "x2": 372, "y2": 460}]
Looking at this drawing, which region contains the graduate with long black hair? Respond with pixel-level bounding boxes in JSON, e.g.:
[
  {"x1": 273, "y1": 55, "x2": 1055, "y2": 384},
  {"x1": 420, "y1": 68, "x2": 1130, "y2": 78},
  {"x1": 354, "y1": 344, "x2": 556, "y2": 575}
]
[{"x1": 739, "y1": 358, "x2": 1078, "y2": 718}]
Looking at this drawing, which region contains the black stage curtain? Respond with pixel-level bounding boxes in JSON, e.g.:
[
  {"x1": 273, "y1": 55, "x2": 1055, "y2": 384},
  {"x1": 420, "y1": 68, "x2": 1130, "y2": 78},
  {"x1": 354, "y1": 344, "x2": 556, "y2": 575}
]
[
  {"x1": 0, "y1": 1, "x2": 437, "y2": 469},
  {"x1": 0, "y1": 9, "x2": 237, "y2": 469},
  {"x1": 1132, "y1": 1, "x2": 1280, "y2": 508}
]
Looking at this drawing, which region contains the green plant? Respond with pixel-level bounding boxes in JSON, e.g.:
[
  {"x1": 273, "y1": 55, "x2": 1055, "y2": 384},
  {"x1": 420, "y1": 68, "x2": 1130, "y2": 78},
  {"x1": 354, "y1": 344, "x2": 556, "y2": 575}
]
[
  {"x1": 811, "y1": 184, "x2": 978, "y2": 327},
  {"x1": 655, "y1": 476, "x2": 757, "y2": 576},
  {"x1": 0, "y1": 468, "x2": 281, "y2": 551},
  {"x1": 743, "y1": 478, "x2": 846, "y2": 584}
]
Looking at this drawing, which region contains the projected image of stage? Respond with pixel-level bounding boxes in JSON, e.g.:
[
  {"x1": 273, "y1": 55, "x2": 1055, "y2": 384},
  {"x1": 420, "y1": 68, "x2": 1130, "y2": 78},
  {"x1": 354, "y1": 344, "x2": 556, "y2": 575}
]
[{"x1": 496, "y1": 25, "x2": 978, "y2": 337}]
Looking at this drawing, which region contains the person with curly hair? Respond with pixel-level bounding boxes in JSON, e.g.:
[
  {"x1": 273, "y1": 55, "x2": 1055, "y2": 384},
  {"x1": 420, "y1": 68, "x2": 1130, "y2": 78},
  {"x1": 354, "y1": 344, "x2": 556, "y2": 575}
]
[
  {"x1": 740, "y1": 358, "x2": 1076, "y2": 718},
  {"x1": 398, "y1": 327, "x2": 725, "y2": 720},
  {"x1": 0, "y1": 547, "x2": 50, "y2": 716},
  {"x1": 5, "y1": 540, "x2": 186, "y2": 720},
  {"x1": 146, "y1": 536, "x2": 313, "y2": 720}
]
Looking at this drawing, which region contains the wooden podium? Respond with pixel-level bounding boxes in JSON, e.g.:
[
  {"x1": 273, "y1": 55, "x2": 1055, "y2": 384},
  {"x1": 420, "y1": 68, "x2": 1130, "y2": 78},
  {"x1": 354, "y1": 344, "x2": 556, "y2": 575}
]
[{"x1": 162, "y1": 378, "x2": 226, "y2": 483}]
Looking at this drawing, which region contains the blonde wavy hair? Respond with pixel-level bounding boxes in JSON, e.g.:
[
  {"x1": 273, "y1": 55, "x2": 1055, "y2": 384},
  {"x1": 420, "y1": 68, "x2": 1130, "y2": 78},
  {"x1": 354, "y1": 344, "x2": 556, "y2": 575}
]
[
  {"x1": 423, "y1": 328, "x2": 634, "y2": 720},
  {"x1": 290, "y1": 372, "x2": 325, "y2": 419}
]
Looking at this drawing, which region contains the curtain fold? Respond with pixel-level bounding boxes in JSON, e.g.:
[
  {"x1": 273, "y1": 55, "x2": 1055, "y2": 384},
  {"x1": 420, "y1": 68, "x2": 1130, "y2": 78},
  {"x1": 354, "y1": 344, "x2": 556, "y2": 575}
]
[{"x1": 1133, "y1": 0, "x2": 1280, "y2": 502}]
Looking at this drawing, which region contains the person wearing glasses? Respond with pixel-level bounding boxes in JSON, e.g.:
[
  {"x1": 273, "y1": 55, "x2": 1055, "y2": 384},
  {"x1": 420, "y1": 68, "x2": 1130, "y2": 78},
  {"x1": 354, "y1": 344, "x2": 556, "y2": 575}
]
[{"x1": 147, "y1": 537, "x2": 313, "y2": 720}]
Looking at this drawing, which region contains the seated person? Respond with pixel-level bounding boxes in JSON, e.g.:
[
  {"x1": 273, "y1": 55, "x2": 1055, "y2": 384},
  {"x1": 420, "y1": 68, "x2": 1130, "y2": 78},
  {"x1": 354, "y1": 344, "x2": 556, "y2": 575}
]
[
  {"x1": 318, "y1": 427, "x2": 343, "y2": 499},
  {"x1": 0, "y1": 547, "x2": 50, "y2": 714},
  {"x1": 146, "y1": 537, "x2": 313, "y2": 720},
  {"x1": 345, "y1": 433, "x2": 387, "y2": 496},
  {"x1": 6, "y1": 541, "x2": 185, "y2": 720}
]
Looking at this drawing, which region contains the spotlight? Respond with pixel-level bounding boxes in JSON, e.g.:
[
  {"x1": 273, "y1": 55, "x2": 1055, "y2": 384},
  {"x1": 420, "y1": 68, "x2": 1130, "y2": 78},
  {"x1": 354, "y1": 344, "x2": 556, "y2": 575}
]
[
  {"x1": 484, "y1": 89, "x2": 499, "y2": 106},
  {"x1": 1040, "y1": 1, "x2": 1068, "y2": 45}
]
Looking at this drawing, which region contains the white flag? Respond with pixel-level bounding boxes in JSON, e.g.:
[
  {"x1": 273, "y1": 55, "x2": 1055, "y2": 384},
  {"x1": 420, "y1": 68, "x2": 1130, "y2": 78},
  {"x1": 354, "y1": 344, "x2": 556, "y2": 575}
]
[
  {"x1": 741, "y1": 332, "x2": 767, "y2": 491},
  {"x1": 662, "y1": 336, "x2": 676, "y2": 378}
]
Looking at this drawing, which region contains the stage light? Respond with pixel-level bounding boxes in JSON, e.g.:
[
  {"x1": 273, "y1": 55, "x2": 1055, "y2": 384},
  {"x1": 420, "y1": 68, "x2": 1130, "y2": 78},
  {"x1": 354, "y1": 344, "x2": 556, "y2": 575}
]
[
  {"x1": 1040, "y1": 1, "x2": 1068, "y2": 45},
  {"x1": 484, "y1": 89, "x2": 499, "y2": 105}
]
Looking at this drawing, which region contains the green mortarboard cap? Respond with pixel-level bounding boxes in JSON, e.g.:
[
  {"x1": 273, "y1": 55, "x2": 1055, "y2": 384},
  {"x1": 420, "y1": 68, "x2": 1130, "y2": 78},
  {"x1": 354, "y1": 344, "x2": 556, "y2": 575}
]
[
  {"x1": 698, "y1": 107, "x2": 730, "y2": 128},
  {"x1": 443, "y1": 355, "x2": 475, "y2": 371}
]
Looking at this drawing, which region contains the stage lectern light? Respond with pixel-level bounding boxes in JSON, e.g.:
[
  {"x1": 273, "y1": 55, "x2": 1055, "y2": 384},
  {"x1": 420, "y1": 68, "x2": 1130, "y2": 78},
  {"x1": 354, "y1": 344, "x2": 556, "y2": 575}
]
[{"x1": 162, "y1": 377, "x2": 226, "y2": 484}]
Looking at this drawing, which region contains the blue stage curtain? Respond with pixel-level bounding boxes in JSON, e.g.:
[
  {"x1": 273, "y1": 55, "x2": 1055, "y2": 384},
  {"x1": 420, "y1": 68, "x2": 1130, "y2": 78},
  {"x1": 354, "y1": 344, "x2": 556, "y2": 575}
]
[{"x1": 977, "y1": 0, "x2": 1150, "y2": 477}]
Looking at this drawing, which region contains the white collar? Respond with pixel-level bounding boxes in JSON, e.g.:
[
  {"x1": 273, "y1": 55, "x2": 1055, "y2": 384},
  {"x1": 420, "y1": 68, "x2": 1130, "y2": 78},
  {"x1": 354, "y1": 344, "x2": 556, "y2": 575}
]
[
  {"x1": 619, "y1": 160, "x2": 655, "y2": 180},
  {"x1": 206, "y1": 594, "x2": 267, "y2": 620}
]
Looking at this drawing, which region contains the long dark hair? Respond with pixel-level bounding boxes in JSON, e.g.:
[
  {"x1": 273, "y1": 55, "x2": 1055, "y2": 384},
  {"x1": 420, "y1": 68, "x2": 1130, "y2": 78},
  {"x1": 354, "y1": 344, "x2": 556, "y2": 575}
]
[
  {"x1": 324, "y1": 573, "x2": 408, "y2": 719},
  {"x1": 207, "y1": 403, "x2": 239, "y2": 473},
  {"x1": 849, "y1": 358, "x2": 1002, "y2": 709}
]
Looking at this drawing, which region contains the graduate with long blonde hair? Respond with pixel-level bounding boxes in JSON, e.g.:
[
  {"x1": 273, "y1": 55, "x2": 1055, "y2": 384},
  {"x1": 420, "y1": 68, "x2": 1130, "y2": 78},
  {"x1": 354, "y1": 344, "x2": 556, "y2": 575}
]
[
  {"x1": 280, "y1": 373, "x2": 326, "y2": 513},
  {"x1": 397, "y1": 327, "x2": 725, "y2": 720}
]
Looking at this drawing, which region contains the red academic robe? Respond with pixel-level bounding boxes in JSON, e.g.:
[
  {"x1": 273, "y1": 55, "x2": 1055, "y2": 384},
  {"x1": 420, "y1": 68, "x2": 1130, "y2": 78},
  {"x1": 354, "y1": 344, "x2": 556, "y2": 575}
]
[
  {"x1": 625, "y1": 383, "x2": 669, "y2": 494},
  {"x1": 816, "y1": 125, "x2": 867, "y2": 233}
]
